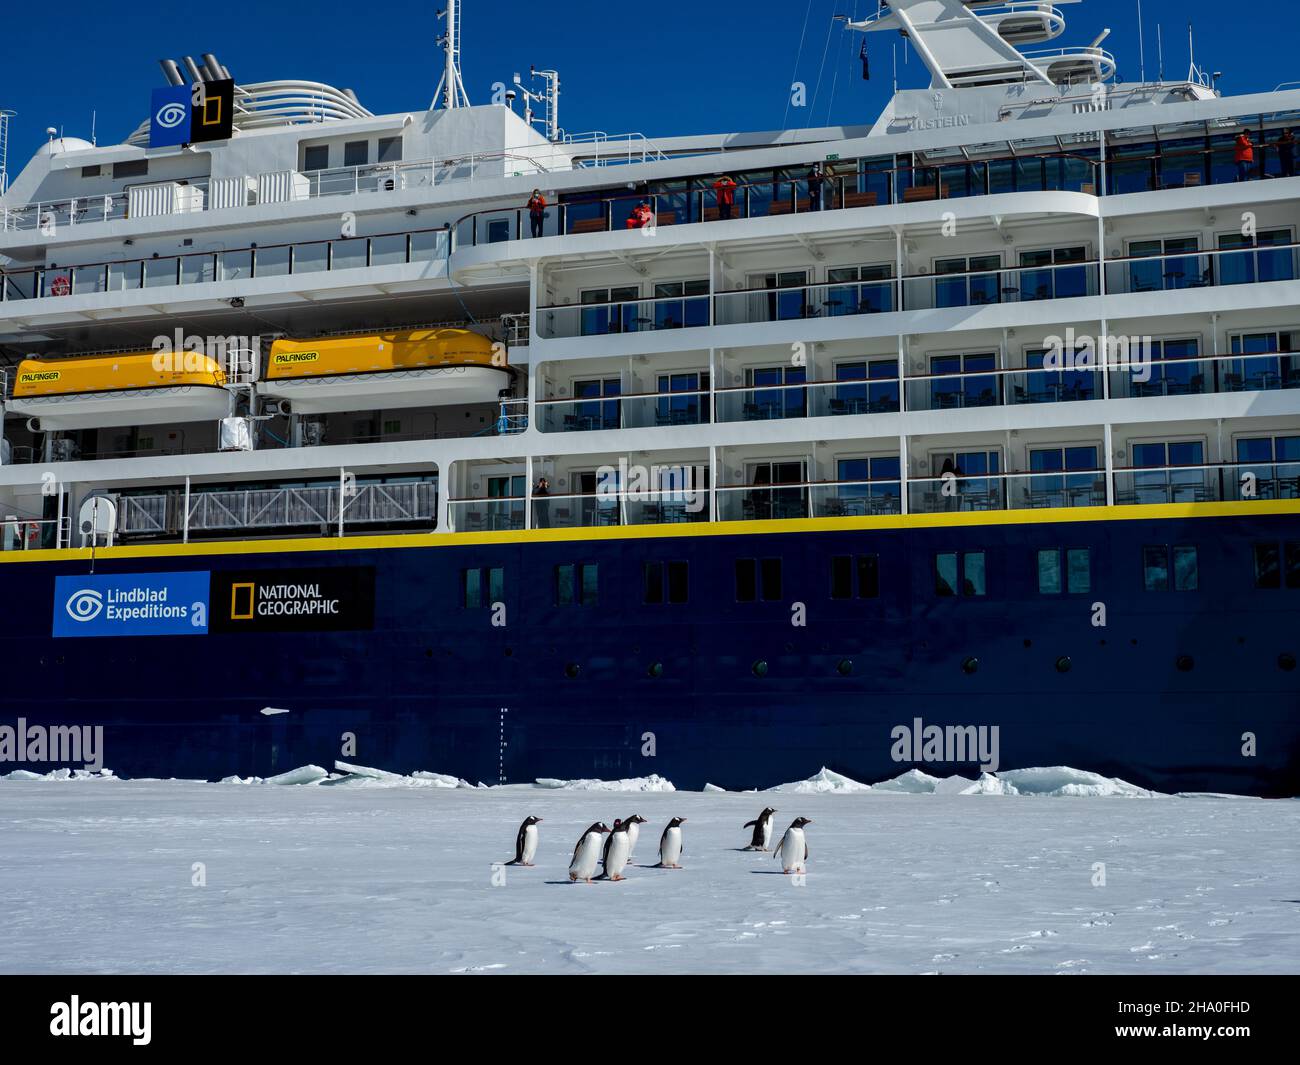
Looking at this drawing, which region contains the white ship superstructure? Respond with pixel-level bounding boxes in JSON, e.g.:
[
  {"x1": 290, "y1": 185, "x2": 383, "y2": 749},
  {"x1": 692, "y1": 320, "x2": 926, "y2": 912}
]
[{"x1": 1, "y1": 0, "x2": 1298, "y2": 548}]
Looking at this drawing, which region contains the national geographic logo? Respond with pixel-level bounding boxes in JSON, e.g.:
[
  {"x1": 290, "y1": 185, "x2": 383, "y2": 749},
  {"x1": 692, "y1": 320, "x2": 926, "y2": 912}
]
[
  {"x1": 272, "y1": 351, "x2": 319, "y2": 366},
  {"x1": 211, "y1": 567, "x2": 375, "y2": 633}
]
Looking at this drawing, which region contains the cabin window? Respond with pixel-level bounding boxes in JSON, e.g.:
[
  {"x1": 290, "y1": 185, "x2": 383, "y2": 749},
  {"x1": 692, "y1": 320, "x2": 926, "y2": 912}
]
[
  {"x1": 556, "y1": 563, "x2": 598, "y2": 606},
  {"x1": 936, "y1": 551, "x2": 985, "y2": 597},
  {"x1": 831, "y1": 554, "x2": 879, "y2": 599},
  {"x1": 666, "y1": 561, "x2": 689, "y2": 603},
  {"x1": 1254, "y1": 543, "x2": 1282, "y2": 589},
  {"x1": 344, "y1": 140, "x2": 368, "y2": 167},
  {"x1": 81, "y1": 165, "x2": 102, "y2": 178},
  {"x1": 1144, "y1": 545, "x2": 1198, "y2": 592},
  {"x1": 113, "y1": 159, "x2": 148, "y2": 179},
  {"x1": 377, "y1": 136, "x2": 403, "y2": 163},
  {"x1": 461, "y1": 566, "x2": 503, "y2": 608},
  {"x1": 735, "y1": 558, "x2": 780, "y2": 602},
  {"x1": 1038, "y1": 548, "x2": 1091, "y2": 594},
  {"x1": 303, "y1": 145, "x2": 329, "y2": 171}
]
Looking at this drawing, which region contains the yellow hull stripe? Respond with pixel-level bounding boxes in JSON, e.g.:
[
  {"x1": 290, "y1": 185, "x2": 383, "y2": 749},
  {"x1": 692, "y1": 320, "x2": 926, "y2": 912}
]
[{"x1": 1, "y1": 499, "x2": 1297, "y2": 566}]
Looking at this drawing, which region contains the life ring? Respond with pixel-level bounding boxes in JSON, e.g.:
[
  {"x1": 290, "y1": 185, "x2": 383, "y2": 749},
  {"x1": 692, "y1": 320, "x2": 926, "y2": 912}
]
[{"x1": 49, "y1": 275, "x2": 71, "y2": 296}]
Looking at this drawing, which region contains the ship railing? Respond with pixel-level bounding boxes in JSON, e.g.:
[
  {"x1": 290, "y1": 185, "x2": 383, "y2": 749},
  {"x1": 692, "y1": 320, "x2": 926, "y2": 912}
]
[
  {"x1": 1, "y1": 226, "x2": 451, "y2": 302},
  {"x1": 537, "y1": 387, "x2": 711, "y2": 433},
  {"x1": 1112, "y1": 461, "x2": 1300, "y2": 506},
  {"x1": 716, "y1": 479, "x2": 903, "y2": 522},
  {"x1": 447, "y1": 151, "x2": 1103, "y2": 250},
  {"x1": 1108, "y1": 348, "x2": 1300, "y2": 398},
  {"x1": 6, "y1": 216, "x2": 1299, "y2": 315},
  {"x1": 0, "y1": 136, "x2": 665, "y2": 233},
  {"x1": 117, "y1": 482, "x2": 437, "y2": 538},
  {"x1": 1104, "y1": 239, "x2": 1300, "y2": 295},
  {"x1": 499, "y1": 312, "x2": 531, "y2": 346},
  {"x1": 561, "y1": 131, "x2": 668, "y2": 167},
  {"x1": 908, "y1": 469, "x2": 1106, "y2": 513},
  {"x1": 0, "y1": 514, "x2": 71, "y2": 551},
  {"x1": 898, "y1": 257, "x2": 1099, "y2": 311}
]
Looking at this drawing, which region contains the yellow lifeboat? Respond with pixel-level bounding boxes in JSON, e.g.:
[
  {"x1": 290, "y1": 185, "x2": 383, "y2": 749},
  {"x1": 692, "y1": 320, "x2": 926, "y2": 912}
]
[
  {"x1": 259, "y1": 329, "x2": 509, "y2": 413},
  {"x1": 7, "y1": 351, "x2": 229, "y2": 429}
]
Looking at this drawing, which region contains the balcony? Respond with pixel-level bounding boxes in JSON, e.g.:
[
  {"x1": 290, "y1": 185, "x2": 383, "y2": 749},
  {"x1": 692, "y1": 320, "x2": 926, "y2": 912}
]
[
  {"x1": 531, "y1": 240, "x2": 1300, "y2": 345},
  {"x1": 1, "y1": 226, "x2": 450, "y2": 302}
]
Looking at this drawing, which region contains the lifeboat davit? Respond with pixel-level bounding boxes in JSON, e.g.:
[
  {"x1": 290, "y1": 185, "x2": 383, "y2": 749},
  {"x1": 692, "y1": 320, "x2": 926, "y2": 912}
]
[
  {"x1": 259, "y1": 329, "x2": 509, "y2": 414},
  {"x1": 7, "y1": 351, "x2": 229, "y2": 430}
]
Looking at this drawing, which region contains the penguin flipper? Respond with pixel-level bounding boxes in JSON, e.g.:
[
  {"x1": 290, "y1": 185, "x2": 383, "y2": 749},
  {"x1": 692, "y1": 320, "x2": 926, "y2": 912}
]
[
  {"x1": 743, "y1": 819, "x2": 756, "y2": 828},
  {"x1": 804, "y1": 842, "x2": 810, "y2": 861}
]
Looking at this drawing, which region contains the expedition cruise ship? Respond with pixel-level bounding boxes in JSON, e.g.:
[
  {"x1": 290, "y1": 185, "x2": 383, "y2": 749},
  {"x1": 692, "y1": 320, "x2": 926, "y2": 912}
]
[{"x1": 2, "y1": 0, "x2": 1297, "y2": 794}]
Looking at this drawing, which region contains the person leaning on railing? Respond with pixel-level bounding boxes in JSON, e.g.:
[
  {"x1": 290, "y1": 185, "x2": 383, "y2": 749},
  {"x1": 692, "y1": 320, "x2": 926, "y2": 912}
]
[
  {"x1": 1235, "y1": 131, "x2": 1256, "y2": 182},
  {"x1": 527, "y1": 189, "x2": 547, "y2": 238},
  {"x1": 1277, "y1": 129, "x2": 1296, "y2": 179}
]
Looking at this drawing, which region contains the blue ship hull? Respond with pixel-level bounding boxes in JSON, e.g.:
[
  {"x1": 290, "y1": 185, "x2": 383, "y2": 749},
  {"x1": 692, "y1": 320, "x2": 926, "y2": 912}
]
[{"x1": 2, "y1": 506, "x2": 1298, "y2": 795}]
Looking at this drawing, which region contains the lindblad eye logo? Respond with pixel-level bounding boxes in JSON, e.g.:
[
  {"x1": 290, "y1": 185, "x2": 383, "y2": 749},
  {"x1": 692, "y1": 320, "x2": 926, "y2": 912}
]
[
  {"x1": 65, "y1": 589, "x2": 105, "y2": 622},
  {"x1": 155, "y1": 101, "x2": 187, "y2": 129}
]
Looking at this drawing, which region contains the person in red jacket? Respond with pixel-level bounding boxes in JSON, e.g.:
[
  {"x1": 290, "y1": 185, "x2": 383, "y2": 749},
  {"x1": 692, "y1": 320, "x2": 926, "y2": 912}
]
[
  {"x1": 527, "y1": 189, "x2": 547, "y2": 237},
  {"x1": 626, "y1": 200, "x2": 654, "y2": 229},
  {"x1": 713, "y1": 174, "x2": 738, "y2": 219},
  {"x1": 1235, "y1": 132, "x2": 1255, "y2": 182}
]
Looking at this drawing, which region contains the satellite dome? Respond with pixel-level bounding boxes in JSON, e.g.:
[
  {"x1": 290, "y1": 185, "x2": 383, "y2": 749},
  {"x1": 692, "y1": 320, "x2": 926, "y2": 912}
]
[{"x1": 40, "y1": 136, "x2": 96, "y2": 156}]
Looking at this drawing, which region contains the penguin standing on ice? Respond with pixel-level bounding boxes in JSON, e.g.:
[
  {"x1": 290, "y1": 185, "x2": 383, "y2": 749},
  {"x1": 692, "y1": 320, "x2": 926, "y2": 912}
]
[
  {"x1": 743, "y1": 807, "x2": 778, "y2": 851},
  {"x1": 600, "y1": 818, "x2": 623, "y2": 872},
  {"x1": 774, "y1": 817, "x2": 812, "y2": 874},
  {"x1": 569, "y1": 822, "x2": 611, "y2": 883},
  {"x1": 505, "y1": 815, "x2": 542, "y2": 866},
  {"x1": 621, "y1": 814, "x2": 649, "y2": 864},
  {"x1": 598, "y1": 820, "x2": 633, "y2": 881},
  {"x1": 654, "y1": 817, "x2": 686, "y2": 869}
]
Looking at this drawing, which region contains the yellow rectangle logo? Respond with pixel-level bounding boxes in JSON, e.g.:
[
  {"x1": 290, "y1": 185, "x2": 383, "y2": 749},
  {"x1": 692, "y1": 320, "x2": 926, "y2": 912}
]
[
  {"x1": 230, "y1": 582, "x2": 255, "y2": 620},
  {"x1": 19, "y1": 371, "x2": 61, "y2": 383},
  {"x1": 273, "y1": 351, "x2": 319, "y2": 366}
]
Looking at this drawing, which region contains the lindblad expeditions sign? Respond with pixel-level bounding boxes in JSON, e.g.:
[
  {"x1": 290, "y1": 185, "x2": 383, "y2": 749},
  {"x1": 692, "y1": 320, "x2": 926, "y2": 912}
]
[{"x1": 52, "y1": 567, "x2": 374, "y2": 637}]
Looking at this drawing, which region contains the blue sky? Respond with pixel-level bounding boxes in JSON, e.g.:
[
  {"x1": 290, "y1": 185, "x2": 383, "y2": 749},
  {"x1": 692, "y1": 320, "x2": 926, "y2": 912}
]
[{"x1": 0, "y1": 0, "x2": 1285, "y2": 166}]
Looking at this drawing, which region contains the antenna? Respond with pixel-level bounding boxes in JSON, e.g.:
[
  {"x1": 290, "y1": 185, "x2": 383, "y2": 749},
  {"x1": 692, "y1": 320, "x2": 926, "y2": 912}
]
[
  {"x1": 1157, "y1": 24, "x2": 1164, "y2": 82},
  {"x1": 432, "y1": 0, "x2": 471, "y2": 110},
  {"x1": 0, "y1": 109, "x2": 13, "y2": 197},
  {"x1": 1137, "y1": 0, "x2": 1146, "y2": 83},
  {"x1": 511, "y1": 66, "x2": 561, "y2": 141}
]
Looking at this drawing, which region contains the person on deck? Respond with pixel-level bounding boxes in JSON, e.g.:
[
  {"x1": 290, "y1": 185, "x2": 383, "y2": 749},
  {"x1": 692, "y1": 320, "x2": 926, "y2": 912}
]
[
  {"x1": 713, "y1": 174, "x2": 738, "y2": 219},
  {"x1": 532, "y1": 476, "x2": 550, "y2": 529},
  {"x1": 1277, "y1": 129, "x2": 1296, "y2": 178},
  {"x1": 1234, "y1": 131, "x2": 1256, "y2": 181},
  {"x1": 527, "y1": 189, "x2": 547, "y2": 238},
  {"x1": 626, "y1": 200, "x2": 654, "y2": 229},
  {"x1": 806, "y1": 163, "x2": 825, "y2": 211}
]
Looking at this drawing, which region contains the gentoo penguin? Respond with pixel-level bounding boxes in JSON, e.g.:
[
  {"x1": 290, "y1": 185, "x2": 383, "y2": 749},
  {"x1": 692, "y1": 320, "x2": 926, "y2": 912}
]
[
  {"x1": 601, "y1": 818, "x2": 623, "y2": 871},
  {"x1": 654, "y1": 817, "x2": 686, "y2": 869},
  {"x1": 505, "y1": 815, "x2": 542, "y2": 866},
  {"x1": 569, "y1": 823, "x2": 611, "y2": 883},
  {"x1": 774, "y1": 817, "x2": 812, "y2": 874},
  {"x1": 599, "y1": 820, "x2": 633, "y2": 881},
  {"x1": 743, "y1": 807, "x2": 778, "y2": 851},
  {"x1": 621, "y1": 814, "x2": 649, "y2": 863}
]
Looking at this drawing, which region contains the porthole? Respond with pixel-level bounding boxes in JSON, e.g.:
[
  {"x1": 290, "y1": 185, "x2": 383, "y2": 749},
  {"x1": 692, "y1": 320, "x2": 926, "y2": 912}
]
[
  {"x1": 1023, "y1": 638, "x2": 1032, "y2": 649},
  {"x1": 564, "y1": 662, "x2": 581, "y2": 679},
  {"x1": 647, "y1": 662, "x2": 664, "y2": 678},
  {"x1": 1055, "y1": 656, "x2": 1072, "y2": 673},
  {"x1": 836, "y1": 659, "x2": 853, "y2": 676},
  {"x1": 961, "y1": 656, "x2": 979, "y2": 674},
  {"x1": 751, "y1": 659, "x2": 769, "y2": 677},
  {"x1": 1176, "y1": 654, "x2": 1194, "y2": 672},
  {"x1": 1279, "y1": 653, "x2": 1296, "y2": 672}
]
